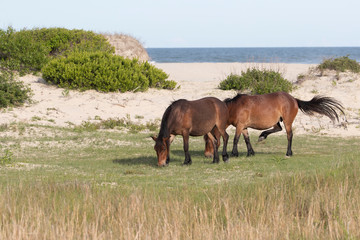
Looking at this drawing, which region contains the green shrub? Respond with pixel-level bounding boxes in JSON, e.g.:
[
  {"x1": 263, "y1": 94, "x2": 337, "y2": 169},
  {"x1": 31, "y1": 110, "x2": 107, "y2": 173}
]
[
  {"x1": 317, "y1": 55, "x2": 360, "y2": 73},
  {"x1": 0, "y1": 27, "x2": 114, "y2": 75},
  {"x1": 219, "y1": 68, "x2": 293, "y2": 94},
  {"x1": 0, "y1": 27, "x2": 49, "y2": 74},
  {"x1": 42, "y1": 51, "x2": 177, "y2": 92},
  {"x1": 0, "y1": 71, "x2": 32, "y2": 108},
  {"x1": 29, "y1": 27, "x2": 114, "y2": 57}
]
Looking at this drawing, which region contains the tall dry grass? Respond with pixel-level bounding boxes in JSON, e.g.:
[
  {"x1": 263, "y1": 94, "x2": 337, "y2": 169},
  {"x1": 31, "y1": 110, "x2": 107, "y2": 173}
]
[{"x1": 1, "y1": 161, "x2": 359, "y2": 240}]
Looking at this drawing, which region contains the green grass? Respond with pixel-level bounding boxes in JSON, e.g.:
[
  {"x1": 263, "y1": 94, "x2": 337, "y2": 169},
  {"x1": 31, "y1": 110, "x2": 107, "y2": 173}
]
[
  {"x1": 1, "y1": 125, "x2": 351, "y2": 186},
  {"x1": 0, "y1": 124, "x2": 359, "y2": 239}
]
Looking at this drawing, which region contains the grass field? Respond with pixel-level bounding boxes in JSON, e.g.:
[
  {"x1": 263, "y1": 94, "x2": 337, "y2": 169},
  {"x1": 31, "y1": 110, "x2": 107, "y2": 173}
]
[{"x1": 0, "y1": 123, "x2": 359, "y2": 239}]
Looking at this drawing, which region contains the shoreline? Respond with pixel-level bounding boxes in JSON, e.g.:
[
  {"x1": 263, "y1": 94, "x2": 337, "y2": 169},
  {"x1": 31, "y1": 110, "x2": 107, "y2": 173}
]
[{"x1": 0, "y1": 63, "x2": 358, "y2": 137}]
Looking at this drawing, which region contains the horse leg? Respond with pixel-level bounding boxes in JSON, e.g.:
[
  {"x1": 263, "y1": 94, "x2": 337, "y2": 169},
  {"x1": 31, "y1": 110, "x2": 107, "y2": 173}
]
[
  {"x1": 203, "y1": 134, "x2": 213, "y2": 158},
  {"x1": 182, "y1": 132, "x2": 192, "y2": 165},
  {"x1": 217, "y1": 127, "x2": 229, "y2": 163},
  {"x1": 242, "y1": 128, "x2": 255, "y2": 156},
  {"x1": 284, "y1": 123, "x2": 293, "y2": 156},
  {"x1": 206, "y1": 132, "x2": 220, "y2": 163},
  {"x1": 166, "y1": 137, "x2": 171, "y2": 164},
  {"x1": 231, "y1": 126, "x2": 243, "y2": 157},
  {"x1": 258, "y1": 122, "x2": 282, "y2": 142}
]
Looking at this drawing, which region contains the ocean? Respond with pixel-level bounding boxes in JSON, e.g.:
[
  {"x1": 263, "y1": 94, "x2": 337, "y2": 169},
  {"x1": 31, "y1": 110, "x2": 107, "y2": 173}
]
[{"x1": 146, "y1": 47, "x2": 360, "y2": 64}]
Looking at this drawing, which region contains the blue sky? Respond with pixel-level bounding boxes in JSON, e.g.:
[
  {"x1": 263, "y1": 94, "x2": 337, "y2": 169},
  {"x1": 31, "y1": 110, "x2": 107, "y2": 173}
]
[{"x1": 1, "y1": 0, "x2": 360, "y2": 48}]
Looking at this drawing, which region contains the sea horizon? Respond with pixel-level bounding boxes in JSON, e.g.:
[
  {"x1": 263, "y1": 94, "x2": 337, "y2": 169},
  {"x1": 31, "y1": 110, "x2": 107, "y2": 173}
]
[{"x1": 146, "y1": 47, "x2": 360, "y2": 64}]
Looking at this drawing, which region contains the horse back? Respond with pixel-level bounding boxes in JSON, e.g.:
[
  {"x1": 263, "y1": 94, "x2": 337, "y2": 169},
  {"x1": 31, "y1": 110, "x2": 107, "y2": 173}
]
[
  {"x1": 228, "y1": 92, "x2": 298, "y2": 129},
  {"x1": 167, "y1": 97, "x2": 228, "y2": 136}
]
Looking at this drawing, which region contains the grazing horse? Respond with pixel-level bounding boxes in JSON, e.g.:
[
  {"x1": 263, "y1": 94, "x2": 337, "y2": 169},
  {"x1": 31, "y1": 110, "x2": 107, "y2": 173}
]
[
  {"x1": 205, "y1": 92, "x2": 344, "y2": 157},
  {"x1": 152, "y1": 97, "x2": 229, "y2": 167}
]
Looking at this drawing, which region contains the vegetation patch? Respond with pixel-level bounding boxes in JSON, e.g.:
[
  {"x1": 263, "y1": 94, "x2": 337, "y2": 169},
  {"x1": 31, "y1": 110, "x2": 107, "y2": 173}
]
[
  {"x1": 317, "y1": 55, "x2": 360, "y2": 74},
  {"x1": 296, "y1": 55, "x2": 360, "y2": 83},
  {"x1": 42, "y1": 51, "x2": 177, "y2": 92},
  {"x1": 0, "y1": 71, "x2": 32, "y2": 109},
  {"x1": 219, "y1": 68, "x2": 293, "y2": 94},
  {"x1": 0, "y1": 149, "x2": 13, "y2": 165},
  {"x1": 0, "y1": 27, "x2": 114, "y2": 75},
  {"x1": 74, "y1": 116, "x2": 160, "y2": 133}
]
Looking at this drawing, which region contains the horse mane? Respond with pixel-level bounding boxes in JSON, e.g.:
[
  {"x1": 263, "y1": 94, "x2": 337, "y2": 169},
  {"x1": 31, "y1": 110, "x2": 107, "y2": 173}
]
[
  {"x1": 224, "y1": 93, "x2": 247, "y2": 104},
  {"x1": 159, "y1": 99, "x2": 186, "y2": 138}
]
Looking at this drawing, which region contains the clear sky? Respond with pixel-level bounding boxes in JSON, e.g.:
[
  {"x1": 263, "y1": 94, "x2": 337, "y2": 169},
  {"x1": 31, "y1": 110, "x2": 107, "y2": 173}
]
[{"x1": 1, "y1": 0, "x2": 360, "y2": 48}]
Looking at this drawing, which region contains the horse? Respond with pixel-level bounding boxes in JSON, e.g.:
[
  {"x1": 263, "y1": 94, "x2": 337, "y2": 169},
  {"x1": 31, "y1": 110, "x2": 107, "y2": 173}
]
[
  {"x1": 204, "y1": 92, "x2": 344, "y2": 157},
  {"x1": 152, "y1": 97, "x2": 229, "y2": 167}
]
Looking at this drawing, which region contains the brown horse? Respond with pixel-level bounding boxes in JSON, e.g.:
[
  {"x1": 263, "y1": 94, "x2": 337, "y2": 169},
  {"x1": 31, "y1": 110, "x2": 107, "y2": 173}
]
[
  {"x1": 152, "y1": 97, "x2": 229, "y2": 167},
  {"x1": 205, "y1": 92, "x2": 344, "y2": 157}
]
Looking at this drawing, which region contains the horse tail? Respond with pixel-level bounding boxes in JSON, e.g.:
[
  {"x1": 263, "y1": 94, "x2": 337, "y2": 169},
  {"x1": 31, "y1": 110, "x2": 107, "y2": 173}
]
[{"x1": 295, "y1": 96, "x2": 344, "y2": 122}]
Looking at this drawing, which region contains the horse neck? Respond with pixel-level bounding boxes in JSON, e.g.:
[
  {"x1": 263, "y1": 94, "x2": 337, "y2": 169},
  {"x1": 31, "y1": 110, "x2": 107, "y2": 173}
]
[
  {"x1": 158, "y1": 113, "x2": 172, "y2": 140},
  {"x1": 225, "y1": 101, "x2": 238, "y2": 125},
  {"x1": 158, "y1": 125, "x2": 171, "y2": 140},
  {"x1": 225, "y1": 101, "x2": 235, "y2": 115}
]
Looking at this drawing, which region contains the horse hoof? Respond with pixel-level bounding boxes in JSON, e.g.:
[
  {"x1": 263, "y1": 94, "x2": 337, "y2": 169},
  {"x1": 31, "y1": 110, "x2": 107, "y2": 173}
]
[
  {"x1": 183, "y1": 161, "x2": 192, "y2": 165},
  {"x1": 223, "y1": 154, "x2": 229, "y2": 163},
  {"x1": 258, "y1": 136, "x2": 265, "y2": 142},
  {"x1": 158, "y1": 163, "x2": 168, "y2": 167},
  {"x1": 231, "y1": 152, "x2": 239, "y2": 157},
  {"x1": 246, "y1": 152, "x2": 255, "y2": 157}
]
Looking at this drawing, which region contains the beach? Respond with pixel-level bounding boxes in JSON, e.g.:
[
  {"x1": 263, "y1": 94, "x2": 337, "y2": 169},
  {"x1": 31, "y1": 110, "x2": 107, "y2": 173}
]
[{"x1": 1, "y1": 63, "x2": 359, "y2": 137}]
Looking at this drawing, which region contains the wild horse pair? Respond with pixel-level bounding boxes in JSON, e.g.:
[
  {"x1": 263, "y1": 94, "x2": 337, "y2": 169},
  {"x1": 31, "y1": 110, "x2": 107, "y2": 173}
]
[{"x1": 152, "y1": 92, "x2": 344, "y2": 167}]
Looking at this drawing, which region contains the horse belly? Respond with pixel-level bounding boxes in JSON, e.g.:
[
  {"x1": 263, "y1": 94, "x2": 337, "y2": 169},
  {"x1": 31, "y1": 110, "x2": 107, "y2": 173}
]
[
  {"x1": 189, "y1": 120, "x2": 215, "y2": 136},
  {"x1": 248, "y1": 112, "x2": 280, "y2": 130}
]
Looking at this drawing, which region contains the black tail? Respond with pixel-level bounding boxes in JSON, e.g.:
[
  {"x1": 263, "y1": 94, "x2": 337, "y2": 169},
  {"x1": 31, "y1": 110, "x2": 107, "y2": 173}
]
[{"x1": 296, "y1": 96, "x2": 344, "y2": 122}]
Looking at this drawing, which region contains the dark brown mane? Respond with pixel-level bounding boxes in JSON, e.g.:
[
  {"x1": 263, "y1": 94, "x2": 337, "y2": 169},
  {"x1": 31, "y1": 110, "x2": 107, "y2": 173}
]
[
  {"x1": 159, "y1": 99, "x2": 187, "y2": 138},
  {"x1": 224, "y1": 94, "x2": 247, "y2": 104}
]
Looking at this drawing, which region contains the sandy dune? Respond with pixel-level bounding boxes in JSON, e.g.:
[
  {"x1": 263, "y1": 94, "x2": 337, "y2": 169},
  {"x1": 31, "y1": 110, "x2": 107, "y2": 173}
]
[{"x1": 1, "y1": 63, "x2": 359, "y2": 137}]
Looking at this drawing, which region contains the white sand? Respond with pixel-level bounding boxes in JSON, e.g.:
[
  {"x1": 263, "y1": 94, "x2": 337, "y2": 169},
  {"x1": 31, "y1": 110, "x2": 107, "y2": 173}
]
[{"x1": 1, "y1": 62, "x2": 359, "y2": 137}]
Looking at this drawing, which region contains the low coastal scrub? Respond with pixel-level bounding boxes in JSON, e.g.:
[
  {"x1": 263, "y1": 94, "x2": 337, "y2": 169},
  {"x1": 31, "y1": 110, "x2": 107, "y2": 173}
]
[
  {"x1": 317, "y1": 55, "x2": 360, "y2": 73},
  {"x1": 0, "y1": 71, "x2": 31, "y2": 109},
  {"x1": 219, "y1": 68, "x2": 293, "y2": 94},
  {"x1": 0, "y1": 27, "x2": 113, "y2": 75},
  {"x1": 42, "y1": 52, "x2": 177, "y2": 92},
  {"x1": 297, "y1": 55, "x2": 360, "y2": 83}
]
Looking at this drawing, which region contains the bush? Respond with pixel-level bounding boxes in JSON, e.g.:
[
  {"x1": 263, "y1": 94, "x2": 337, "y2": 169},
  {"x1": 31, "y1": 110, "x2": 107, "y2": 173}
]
[
  {"x1": 42, "y1": 51, "x2": 177, "y2": 92},
  {"x1": 317, "y1": 56, "x2": 360, "y2": 73},
  {"x1": 0, "y1": 27, "x2": 49, "y2": 74},
  {"x1": 0, "y1": 27, "x2": 114, "y2": 75},
  {"x1": 219, "y1": 68, "x2": 293, "y2": 94},
  {"x1": 0, "y1": 71, "x2": 32, "y2": 108}
]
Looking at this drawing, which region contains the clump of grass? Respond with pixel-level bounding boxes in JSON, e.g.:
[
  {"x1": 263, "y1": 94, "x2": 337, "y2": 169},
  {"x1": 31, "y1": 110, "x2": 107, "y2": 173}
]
[
  {"x1": 74, "y1": 117, "x2": 160, "y2": 133},
  {"x1": 219, "y1": 68, "x2": 292, "y2": 94},
  {"x1": 0, "y1": 149, "x2": 13, "y2": 165},
  {"x1": 317, "y1": 55, "x2": 360, "y2": 74}
]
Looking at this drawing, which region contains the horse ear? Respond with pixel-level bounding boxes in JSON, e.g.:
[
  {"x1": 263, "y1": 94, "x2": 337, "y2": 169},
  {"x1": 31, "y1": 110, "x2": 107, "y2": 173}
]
[{"x1": 151, "y1": 135, "x2": 158, "y2": 141}]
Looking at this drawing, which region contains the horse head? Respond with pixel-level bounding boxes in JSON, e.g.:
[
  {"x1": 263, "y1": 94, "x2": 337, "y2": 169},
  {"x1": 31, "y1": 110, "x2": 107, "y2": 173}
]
[{"x1": 151, "y1": 135, "x2": 170, "y2": 167}]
